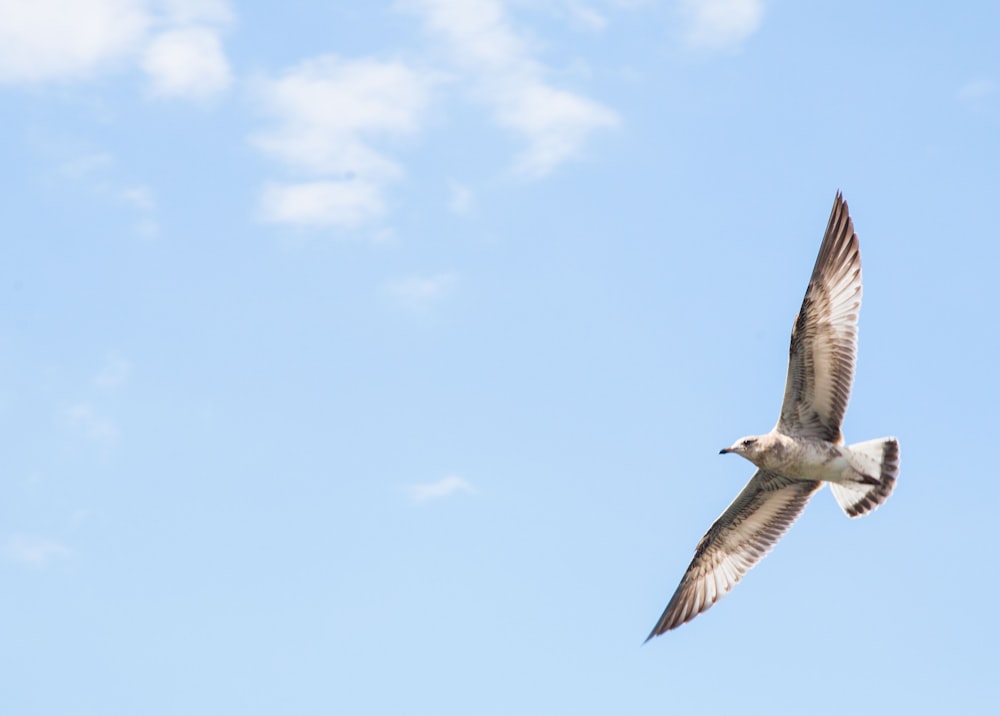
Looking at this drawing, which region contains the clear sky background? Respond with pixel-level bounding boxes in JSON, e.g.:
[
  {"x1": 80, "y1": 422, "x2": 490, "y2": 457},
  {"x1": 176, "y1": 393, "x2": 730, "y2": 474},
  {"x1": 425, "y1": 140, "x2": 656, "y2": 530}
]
[{"x1": 2, "y1": 1, "x2": 998, "y2": 714}]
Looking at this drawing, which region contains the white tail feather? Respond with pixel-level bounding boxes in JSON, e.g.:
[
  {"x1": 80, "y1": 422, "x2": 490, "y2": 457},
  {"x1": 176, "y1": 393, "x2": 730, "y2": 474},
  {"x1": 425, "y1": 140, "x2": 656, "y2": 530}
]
[{"x1": 830, "y1": 437, "x2": 899, "y2": 518}]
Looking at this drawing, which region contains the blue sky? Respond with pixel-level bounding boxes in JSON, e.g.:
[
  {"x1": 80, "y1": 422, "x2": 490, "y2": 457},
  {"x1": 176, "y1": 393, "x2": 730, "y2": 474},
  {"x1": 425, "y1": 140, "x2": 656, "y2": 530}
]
[{"x1": 2, "y1": 1, "x2": 999, "y2": 713}]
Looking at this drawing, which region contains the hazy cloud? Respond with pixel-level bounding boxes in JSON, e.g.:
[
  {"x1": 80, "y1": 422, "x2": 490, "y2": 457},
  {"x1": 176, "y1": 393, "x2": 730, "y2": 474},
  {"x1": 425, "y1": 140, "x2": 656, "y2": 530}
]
[
  {"x1": 409, "y1": 475, "x2": 475, "y2": 502},
  {"x1": 56, "y1": 152, "x2": 115, "y2": 178},
  {"x1": 160, "y1": 0, "x2": 234, "y2": 26},
  {"x1": 5, "y1": 534, "x2": 72, "y2": 567},
  {"x1": 679, "y1": 0, "x2": 763, "y2": 51},
  {"x1": 94, "y1": 353, "x2": 133, "y2": 389},
  {"x1": 563, "y1": 1, "x2": 608, "y2": 31},
  {"x1": 56, "y1": 151, "x2": 160, "y2": 237},
  {"x1": 64, "y1": 402, "x2": 119, "y2": 446},
  {"x1": 384, "y1": 273, "x2": 457, "y2": 310},
  {"x1": 404, "y1": 0, "x2": 619, "y2": 177},
  {"x1": 448, "y1": 181, "x2": 474, "y2": 214},
  {"x1": 119, "y1": 185, "x2": 156, "y2": 211},
  {"x1": 957, "y1": 77, "x2": 995, "y2": 101}
]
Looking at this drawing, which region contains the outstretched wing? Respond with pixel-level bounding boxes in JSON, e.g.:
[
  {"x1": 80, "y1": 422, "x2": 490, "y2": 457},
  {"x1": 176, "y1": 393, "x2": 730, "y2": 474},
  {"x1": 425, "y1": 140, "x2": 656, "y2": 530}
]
[
  {"x1": 776, "y1": 192, "x2": 862, "y2": 442},
  {"x1": 646, "y1": 471, "x2": 821, "y2": 638}
]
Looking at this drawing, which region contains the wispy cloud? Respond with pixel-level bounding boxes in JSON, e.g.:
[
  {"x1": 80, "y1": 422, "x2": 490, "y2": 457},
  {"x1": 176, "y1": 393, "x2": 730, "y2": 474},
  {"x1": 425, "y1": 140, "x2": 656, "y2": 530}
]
[
  {"x1": 259, "y1": 180, "x2": 386, "y2": 228},
  {"x1": 56, "y1": 151, "x2": 160, "y2": 237},
  {"x1": 93, "y1": 353, "x2": 133, "y2": 389},
  {"x1": 56, "y1": 152, "x2": 115, "y2": 178},
  {"x1": 679, "y1": 0, "x2": 763, "y2": 51},
  {"x1": 384, "y1": 273, "x2": 457, "y2": 310},
  {"x1": 409, "y1": 475, "x2": 475, "y2": 502},
  {"x1": 563, "y1": 1, "x2": 608, "y2": 31},
  {"x1": 448, "y1": 181, "x2": 474, "y2": 214},
  {"x1": 141, "y1": 25, "x2": 232, "y2": 100},
  {"x1": 119, "y1": 184, "x2": 156, "y2": 211},
  {"x1": 0, "y1": 0, "x2": 234, "y2": 100},
  {"x1": 4, "y1": 534, "x2": 72, "y2": 567},
  {"x1": 160, "y1": 0, "x2": 234, "y2": 26},
  {"x1": 64, "y1": 402, "x2": 119, "y2": 446},
  {"x1": 250, "y1": 55, "x2": 440, "y2": 229},
  {"x1": 957, "y1": 77, "x2": 995, "y2": 101},
  {"x1": 404, "y1": 0, "x2": 619, "y2": 177}
]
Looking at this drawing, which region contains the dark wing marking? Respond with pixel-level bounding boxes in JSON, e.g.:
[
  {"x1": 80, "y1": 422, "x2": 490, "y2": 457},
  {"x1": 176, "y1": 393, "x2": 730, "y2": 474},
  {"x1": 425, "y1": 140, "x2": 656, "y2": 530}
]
[
  {"x1": 776, "y1": 192, "x2": 862, "y2": 442},
  {"x1": 646, "y1": 471, "x2": 821, "y2": 638}
]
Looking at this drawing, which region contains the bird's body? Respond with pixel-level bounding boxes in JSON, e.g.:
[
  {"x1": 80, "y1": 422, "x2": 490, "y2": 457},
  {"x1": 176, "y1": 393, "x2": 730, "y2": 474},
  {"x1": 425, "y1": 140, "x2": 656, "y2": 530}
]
[
  {"x1": 725, "y1": 432, "x2": 855, "y2": 483},
  {"x1": 646, "y1": 192, "x2": 899, "y2": 639}
]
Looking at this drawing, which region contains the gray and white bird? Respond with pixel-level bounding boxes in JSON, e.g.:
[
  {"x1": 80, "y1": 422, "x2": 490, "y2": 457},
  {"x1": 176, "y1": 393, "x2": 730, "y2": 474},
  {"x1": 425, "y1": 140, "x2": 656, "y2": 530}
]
[{"x1": 646, "y1": 192, "x2": 898, "y2": 639}]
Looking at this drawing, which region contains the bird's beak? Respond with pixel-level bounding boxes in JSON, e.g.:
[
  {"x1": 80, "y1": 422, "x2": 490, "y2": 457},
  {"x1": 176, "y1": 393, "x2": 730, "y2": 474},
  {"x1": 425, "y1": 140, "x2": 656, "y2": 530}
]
[{"x1": 719, "y1": 448, "x2": 730, "y2": 455}]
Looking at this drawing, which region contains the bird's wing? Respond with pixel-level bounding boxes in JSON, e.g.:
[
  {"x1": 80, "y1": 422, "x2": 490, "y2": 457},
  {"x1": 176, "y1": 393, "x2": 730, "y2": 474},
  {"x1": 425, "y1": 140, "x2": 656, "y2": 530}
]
[
  {"x1": 646, "y1": 471, "x2": 821, "y2": 638},
  {"x1": 776, "y1": 192, "x2": 862, "y2": 442}
]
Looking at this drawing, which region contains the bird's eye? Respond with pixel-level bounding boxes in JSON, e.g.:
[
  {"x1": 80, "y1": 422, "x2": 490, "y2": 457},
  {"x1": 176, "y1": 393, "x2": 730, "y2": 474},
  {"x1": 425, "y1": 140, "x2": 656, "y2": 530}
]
[{"x1": 742, "y1": 439, "x2": 755, "y2": 447}]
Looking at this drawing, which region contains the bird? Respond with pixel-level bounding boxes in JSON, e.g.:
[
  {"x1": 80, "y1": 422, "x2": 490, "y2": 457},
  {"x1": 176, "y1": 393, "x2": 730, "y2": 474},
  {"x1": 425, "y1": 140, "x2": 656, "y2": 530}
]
[{"x1": 646, "y1": 192, "x2": 899, "y2": 639}]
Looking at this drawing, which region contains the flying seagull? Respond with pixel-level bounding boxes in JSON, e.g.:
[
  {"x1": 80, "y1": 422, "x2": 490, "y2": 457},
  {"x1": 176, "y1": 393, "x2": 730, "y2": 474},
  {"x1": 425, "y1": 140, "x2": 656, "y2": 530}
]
[{"x1": 646, "y1": 192, "x2": 899, "y2": 639}]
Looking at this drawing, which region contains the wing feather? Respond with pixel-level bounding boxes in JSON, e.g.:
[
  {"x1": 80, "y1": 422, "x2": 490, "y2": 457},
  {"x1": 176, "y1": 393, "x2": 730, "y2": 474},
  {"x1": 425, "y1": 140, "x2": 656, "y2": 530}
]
[
  {"x1": 646, "y1": 471, "x2": 820, "y2": 638},
  {"x1": 776, "y1": 192, "x2": 862, "y2": 441}
]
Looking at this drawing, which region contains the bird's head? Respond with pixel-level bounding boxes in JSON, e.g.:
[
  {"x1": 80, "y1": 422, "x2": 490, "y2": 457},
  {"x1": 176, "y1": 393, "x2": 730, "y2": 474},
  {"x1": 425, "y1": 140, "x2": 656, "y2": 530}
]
[{"x1": 720, "y1": 435, "x2": 766, "y2": 463}]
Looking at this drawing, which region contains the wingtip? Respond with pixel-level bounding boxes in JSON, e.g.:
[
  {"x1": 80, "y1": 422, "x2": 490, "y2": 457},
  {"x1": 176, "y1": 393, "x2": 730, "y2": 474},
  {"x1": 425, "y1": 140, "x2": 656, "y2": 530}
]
[{"x1": 644, "y1": 612, "x2": 675, "y2": 643}]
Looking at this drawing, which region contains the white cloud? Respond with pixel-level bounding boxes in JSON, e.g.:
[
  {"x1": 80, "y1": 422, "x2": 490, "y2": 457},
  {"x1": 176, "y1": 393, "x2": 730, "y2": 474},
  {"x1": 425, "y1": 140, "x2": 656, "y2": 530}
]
[
  {"x1": 0, "y1": 0, "x2": 234, "y2": 98},
  {"x1": 958, "y1": 77, "x2": 995, "y2": 101},
  {"x1": 404, "y1": 0, "x2": 619, "y2": 177},
  {"x1": 56, "y1": 152, "x2": 160, "y2": 237},
  {"x1": 384, "y1": 273, "x2": 457, "y2": 310},
  {"x1": 251, "y1": 56, "x2": 439, "y2": 229},
  {"x1": 499, "y1": 82, "x2": 619, "y2": 176},
  {"x1": 409, "y1": 475, "x2": 475, "y2": 502},
  {"x1": 5, "y1": 534, "x2": 72, "y2": 567},
  {"x1": 160, "y1": 0, "x2": 234, "y2": 25},
  {"x1": 0, "y1": 0, "x2": 149, "y2": 83},
  {"x1": 94, "y1": 353, "x2": 133, "y2": 389},
  {"x1": 64, "y1": 402, "x2": 119, "y2": 446},
  {"x1": 251, "y1": 56, "x2": 437, "y2": 176},
  {"x1": 679, "y1": 0, "x2": 763, "y2": 51},
  {"x1": 448, "y1": 181, "x2": 474, "y2": 214},
  {"x1": 142, "y1": 26, "x2": 232, "y2": 99},
  {"x1": 259, "y1": 180, "x2": 385, "y2": 228}
]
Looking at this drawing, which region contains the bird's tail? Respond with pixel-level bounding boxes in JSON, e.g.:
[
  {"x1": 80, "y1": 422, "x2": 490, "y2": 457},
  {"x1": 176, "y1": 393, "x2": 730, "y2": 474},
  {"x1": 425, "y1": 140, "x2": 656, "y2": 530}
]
[{"x1": 829, "y1": 437, "x2": 899, "y2": 518}]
